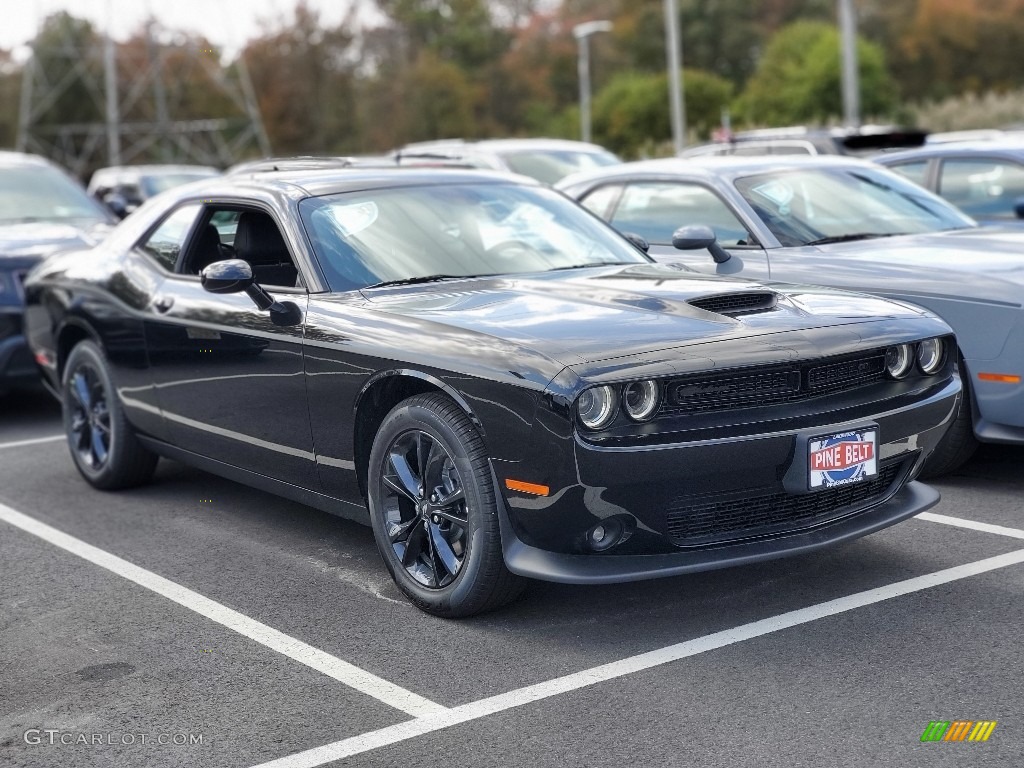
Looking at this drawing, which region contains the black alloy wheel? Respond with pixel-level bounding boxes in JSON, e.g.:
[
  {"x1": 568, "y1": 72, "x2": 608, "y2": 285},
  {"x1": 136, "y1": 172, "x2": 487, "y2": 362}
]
[
  {"x1": 367, "y1": 392, "x2": 525, "y2": 617},
  {"x1": 380, "y1": 428, "x2": 467, "y2": 589},
  {"x1": 62, "y1": 341, "x2": 158, "y2": 490},
  {"x1": 67, "y1": 362, "x2": 111, "y2": 472}
]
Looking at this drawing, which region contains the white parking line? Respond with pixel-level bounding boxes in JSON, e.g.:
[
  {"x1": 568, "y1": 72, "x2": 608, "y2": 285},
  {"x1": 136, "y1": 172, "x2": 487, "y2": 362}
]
[
  {"x1": 0, "y1": 502, "x2": 447, "y2": 719},
  {"x1": 251, "y1": 547, "x2": 1024, "y2": 768},
  {"x1": 0, "y1": 435, "x2": 64, "y2": 450},
  {"x1": 918, "y1": 511, "x2": 1024, "y2": 540}
]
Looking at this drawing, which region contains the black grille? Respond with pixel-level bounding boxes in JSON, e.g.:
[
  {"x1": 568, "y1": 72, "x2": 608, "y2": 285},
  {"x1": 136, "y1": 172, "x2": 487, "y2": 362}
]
[
  {"x1": 808, "y1": 354, "x2": 886, "y2": 392},
  {"x1": 666, "y1": 460, "x2": 903, "y2": 547},
  {"x1": 659, "y1": 351, "x2": 889, "y2": 416},
  {"x1": 688, "y1": 291, "x2": 777, "y2": 316}
]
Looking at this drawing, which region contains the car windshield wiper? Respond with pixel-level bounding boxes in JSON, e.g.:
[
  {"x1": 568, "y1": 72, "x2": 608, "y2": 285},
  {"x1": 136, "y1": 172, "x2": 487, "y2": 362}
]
[
  {"x1": 363, "y1": 273, "x2": 494, "y2": 289},
  {"x1": 804, "y1": 233, "x2": 904, "y2": 246},
  {"x1": 547, "y1": 261, "x2": 635, "y2": 271}
]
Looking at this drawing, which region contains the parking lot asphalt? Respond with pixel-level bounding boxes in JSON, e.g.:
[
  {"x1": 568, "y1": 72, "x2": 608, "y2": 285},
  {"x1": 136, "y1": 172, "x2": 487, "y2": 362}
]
[{"x1": 1, "y1": 388, "x2": 1022, "y2": 767}]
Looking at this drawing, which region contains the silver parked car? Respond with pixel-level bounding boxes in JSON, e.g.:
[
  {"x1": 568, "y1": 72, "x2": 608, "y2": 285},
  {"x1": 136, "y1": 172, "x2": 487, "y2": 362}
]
[
  {"x1": 557, "y1": 155, "x2": 1024, "y2": 476},
  {"x1": 393, "y1": 138, "x2": 620, "y2": 185}
]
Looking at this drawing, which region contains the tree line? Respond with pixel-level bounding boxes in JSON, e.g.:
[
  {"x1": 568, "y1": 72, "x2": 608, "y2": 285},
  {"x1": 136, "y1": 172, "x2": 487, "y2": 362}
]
[{"x1": 2, "y1": 0, "x2": 1023, "y2": 167}]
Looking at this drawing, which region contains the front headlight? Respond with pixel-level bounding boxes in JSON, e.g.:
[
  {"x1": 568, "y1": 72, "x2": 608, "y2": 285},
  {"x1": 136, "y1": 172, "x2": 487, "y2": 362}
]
[
  {"x1": 885, "y1": 344, "x2": 914, "y2": 379},
  {"x1": 622, "y1": 380, "x2": 660, "y2": 421},
  {"x1": 577, "y1": 385, "x2": 617, "y2": 430},
  {"x1": 916, "y1": 338, "x2": 945, "y2": 374}
]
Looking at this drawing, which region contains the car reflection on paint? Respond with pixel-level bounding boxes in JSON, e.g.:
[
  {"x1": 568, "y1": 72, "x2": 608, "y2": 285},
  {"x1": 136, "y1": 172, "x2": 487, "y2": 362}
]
[{"x1": 25, "y1": 167, "x2": 959, "y2": 616}]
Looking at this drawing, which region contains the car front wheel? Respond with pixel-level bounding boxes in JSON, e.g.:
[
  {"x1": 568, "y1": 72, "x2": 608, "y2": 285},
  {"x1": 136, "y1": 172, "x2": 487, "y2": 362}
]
[
  {"x1": 62, "y1": 340, "x2": 158, "y2": 490},
  {"x1": 367, "y1": 392, "x2": 525, "y2": 617}
]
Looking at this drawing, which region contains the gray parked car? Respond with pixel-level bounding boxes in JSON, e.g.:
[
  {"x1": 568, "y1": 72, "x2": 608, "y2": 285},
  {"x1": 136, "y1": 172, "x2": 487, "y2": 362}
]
[
  {"x1": 557, "y1": 155, "x2": 1024, "y2": 476},
  {"x1": 875, "y1": 140, "x2": 1024, "y2": 224}
]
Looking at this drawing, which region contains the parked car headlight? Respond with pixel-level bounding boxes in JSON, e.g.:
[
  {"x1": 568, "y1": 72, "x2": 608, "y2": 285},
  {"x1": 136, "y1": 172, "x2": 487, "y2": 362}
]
[
  {"x1": 885, "y1": 344, "x2": 914, "y2": 379},
  {"x1": 577, "y1": 385, "x2": 617, "y2": 430},
  {"x1": 622, "y1": 380, "x2": 660, "y2": 421},
  {"x1": 916, "y1": 338, "x2": 945, "y2": 374}
]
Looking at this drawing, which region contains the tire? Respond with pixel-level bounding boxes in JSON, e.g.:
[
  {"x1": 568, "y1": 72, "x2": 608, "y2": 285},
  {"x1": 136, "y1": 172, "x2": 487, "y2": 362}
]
[
  {"x1": 919, "y1": 358, "x2": 979, "y2": 479},
  {"x1": 367, "y1": 392, "x2": 525, "y2": 617},
  {"x1": 62, "y1": 340, "x2": 158, "y2": 490}
]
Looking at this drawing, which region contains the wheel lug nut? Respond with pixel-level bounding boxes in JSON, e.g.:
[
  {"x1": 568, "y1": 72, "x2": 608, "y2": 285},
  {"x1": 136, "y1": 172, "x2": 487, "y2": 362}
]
[{"x1": 432, "y1": 514, "x2": 440, "y2": 524}]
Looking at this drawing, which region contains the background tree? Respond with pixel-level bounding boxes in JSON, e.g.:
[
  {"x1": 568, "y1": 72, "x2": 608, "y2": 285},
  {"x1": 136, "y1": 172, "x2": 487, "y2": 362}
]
[
  {"x1": 243, "y1": 2, "x2": 358, "y2": 155},
  {"x1": 734, "y1": 20, "x2": 897, "y2": 125},
  {"x1": 592, "y1": 68, "x2": 732, "y2": 156}
]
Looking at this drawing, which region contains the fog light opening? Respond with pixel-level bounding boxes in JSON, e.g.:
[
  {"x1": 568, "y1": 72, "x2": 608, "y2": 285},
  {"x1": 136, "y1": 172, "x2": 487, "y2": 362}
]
[{"x1": 583, "y1": 515, "x2": 636, "y2": 553}]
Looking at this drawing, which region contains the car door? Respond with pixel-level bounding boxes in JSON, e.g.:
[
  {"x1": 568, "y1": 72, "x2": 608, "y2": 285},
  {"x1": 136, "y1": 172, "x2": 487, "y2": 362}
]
[
  {"x1": 576, "y1": 180, "x2": 770, "y2": 277},
  {"x1": 142, "y1": 201, "x2": 316, "y2": 488},
  {"x1": 936, "y1": 156, "x2": 1024, "y2": 222}
]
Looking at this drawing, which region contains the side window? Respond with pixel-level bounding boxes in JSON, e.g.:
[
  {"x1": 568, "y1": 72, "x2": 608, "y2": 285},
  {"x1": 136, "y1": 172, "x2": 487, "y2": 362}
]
[
  {"x1": 579, "y1": 184, "x2": 622, "y2": 219},
  {"x1": 887, "y1": 160, "x2": 929, "y2": 188},
  {"x1": 609, "y1": 182, "x2": 753, "y2": 247},
  {"x1": 138, "y1": 204, "x2": 201, "y2": 271},
  {"x1": 180, "y1": 206, "x2": 300, "y2": 288},
  {"x1": 939, "y1": 158, "x2": 1024, "y2": 218}
]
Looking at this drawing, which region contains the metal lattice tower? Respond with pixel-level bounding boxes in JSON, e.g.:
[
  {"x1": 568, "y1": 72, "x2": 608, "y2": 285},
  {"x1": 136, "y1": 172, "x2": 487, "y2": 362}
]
[{"x1": 16, "y1": 14, "x2": 270, "y2": 177}]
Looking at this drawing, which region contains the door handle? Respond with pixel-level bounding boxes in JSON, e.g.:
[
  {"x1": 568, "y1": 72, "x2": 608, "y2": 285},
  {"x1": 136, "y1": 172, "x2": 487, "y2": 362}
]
[{"x1": 153, "y1": 295, "x2": 175, "y2": 313}]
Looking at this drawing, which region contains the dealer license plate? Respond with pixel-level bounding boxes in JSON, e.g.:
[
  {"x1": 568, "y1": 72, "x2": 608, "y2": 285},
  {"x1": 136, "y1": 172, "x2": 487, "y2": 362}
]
[{"x1": 808, "y1": 429, "x2": 878, "y2": 489}]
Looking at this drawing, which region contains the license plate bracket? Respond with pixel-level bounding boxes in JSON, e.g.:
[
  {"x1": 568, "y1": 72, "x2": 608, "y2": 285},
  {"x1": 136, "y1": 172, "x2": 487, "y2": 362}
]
[{"x1": 808, "y1": 429, "x2": 878, "y2": 489}]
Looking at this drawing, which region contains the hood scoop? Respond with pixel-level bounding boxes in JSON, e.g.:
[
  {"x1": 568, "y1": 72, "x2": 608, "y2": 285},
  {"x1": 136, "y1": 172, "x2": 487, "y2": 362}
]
[{"x1": 687, "y1": 291, "x2": 778, "y2": 317}]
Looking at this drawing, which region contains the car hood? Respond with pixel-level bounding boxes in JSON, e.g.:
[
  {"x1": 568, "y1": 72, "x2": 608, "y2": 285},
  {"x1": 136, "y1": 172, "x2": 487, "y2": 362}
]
[
  {"x1": 798, "y1": 227, "x2": 1024, "y2": 303},
  {"x1": 0, "y1": 220, "x2": 112, "y2": 266},
  {"x1": 356, "y1": 264, "x2": 938, "y2": 369}
]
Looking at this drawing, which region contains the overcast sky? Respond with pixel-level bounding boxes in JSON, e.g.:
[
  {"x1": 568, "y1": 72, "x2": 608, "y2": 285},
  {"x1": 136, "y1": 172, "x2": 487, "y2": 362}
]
[{"x1": 3, "y1": 0, "x2": 381, "y2": 60}]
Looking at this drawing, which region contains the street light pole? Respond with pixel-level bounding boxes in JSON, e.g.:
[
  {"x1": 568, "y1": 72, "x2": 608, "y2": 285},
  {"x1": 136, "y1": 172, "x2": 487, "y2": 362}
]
[
  {"x1": 573, "y1": 20, "x2": 612, "y2": 144},
  {"x1": 838, "y1": 0, "x2": 861, "y2": 128},
  {"x1": 664, "y1": 0, "x2": 686, "y2": 154}
]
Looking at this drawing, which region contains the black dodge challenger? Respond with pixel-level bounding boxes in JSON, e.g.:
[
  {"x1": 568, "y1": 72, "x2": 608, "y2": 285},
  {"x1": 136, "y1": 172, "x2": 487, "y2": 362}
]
[{"x1": 23, "y1": 168, "x2": 960, "y2": 616}]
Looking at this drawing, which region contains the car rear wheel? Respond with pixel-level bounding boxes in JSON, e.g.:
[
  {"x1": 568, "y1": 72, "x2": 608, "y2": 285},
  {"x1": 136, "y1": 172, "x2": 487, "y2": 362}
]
[
  {"x1": 367, "y1": 392, "x2": 525, "y2": 617},
  {"x1": 62, "y1": 340, "x2": 158, "y2": 490},
  {"x1": 919, "y1": 357, "x2": 978, "y2": 478}
]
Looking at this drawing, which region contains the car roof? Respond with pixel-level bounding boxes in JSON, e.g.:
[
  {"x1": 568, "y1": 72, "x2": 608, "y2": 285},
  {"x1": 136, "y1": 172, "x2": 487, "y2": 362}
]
[
  {"x1": 0, "y1": 150, "x2": 59, "y2": 169},
  {"x1": 95, "y1": 164, "x2": 219, "y2": 173},
  {"x1": 168, "y1": 166, "x2": 537, "y2": 200},
  {"x1": 556, "y1": 154, "x2": 872, "y2": 188},
  {"x1": 397, "y1": 138, "x2": 614, "y2": 155},
  {"x1": 877, "y1": 140, "x2": 1024, "y2": 164}
]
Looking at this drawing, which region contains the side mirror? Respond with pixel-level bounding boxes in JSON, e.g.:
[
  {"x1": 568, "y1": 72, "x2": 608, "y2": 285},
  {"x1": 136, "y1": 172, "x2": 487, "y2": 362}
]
[
  {"x1": 1014, "y1": 196, "x2": 1024, "y2": 219},
  {"x1": 102, "y1": 192, "x2": 129, "y2": 219},
  {"x1": 622, "y1": 232, "x2": 650, "y2": 253},
  {"x1": 200, "y1": 259, "x2": 303, "y2": 327},
  {"x1": 201, "y1": 259, "x2": 254, "y2": 294},
  {"x1": 671, "y1": 224, "x2": 732, "y2": 264}
]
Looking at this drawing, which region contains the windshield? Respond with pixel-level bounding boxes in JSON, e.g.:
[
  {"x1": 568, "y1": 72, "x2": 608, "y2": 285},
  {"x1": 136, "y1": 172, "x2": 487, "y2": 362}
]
[
  {"x1": 0, "y1": 164, "x2": 109, "y2": 224},
  {"x1": 141, "y1": 172, "x2": 219, "y2": 197},
  {"x1": 299, "y1": 181, "x2": 648, "y2": 291},
  {"x1": 500, "y1": 149, "x2": 620, "y2": 185},
  {"x1": 734, "y1": 167, "x2": 975, "y2": 246}
]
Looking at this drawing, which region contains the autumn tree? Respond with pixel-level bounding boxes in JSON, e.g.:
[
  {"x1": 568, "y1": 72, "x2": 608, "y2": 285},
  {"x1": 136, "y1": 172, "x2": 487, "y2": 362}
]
[{"x1": 243, "y1": 1, "x2": 358, "y2": 154}]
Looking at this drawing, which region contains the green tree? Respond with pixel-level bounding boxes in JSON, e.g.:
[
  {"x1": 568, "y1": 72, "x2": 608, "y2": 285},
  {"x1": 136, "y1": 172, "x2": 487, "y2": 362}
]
[
  {"x1": 734, "y1": 21, "x2": 897, "y2": 125},
  {"x1": 592, "y1": 68, "x2": 733, "y2": 156},
  {"x1": 403, "y1": 51, "x2": 478, "y2": 141}
]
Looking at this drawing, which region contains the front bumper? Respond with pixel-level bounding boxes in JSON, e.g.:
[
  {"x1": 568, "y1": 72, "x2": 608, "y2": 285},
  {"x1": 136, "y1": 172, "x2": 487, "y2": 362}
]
[
  {"x1": 499, "y1": 480, "x2": 939, "y2": 584},
  {"x1": 495, "y1": 376, "x2": 960, "y2": 583}
]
